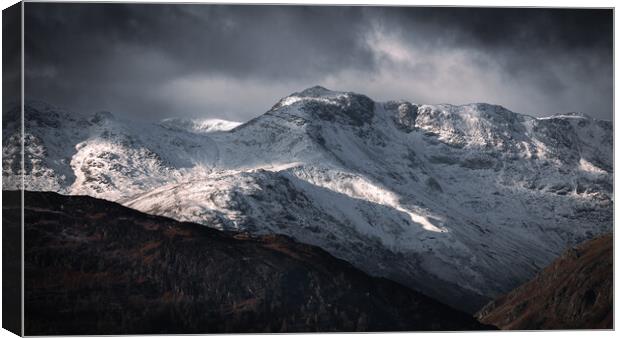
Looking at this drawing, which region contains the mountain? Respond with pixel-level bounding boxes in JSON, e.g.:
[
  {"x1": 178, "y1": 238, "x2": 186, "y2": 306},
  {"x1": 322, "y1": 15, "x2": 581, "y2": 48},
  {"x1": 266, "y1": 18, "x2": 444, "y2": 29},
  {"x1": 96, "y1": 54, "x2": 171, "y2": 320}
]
[
  {"x1": 159, "y1": 117, "x2": 241, "y2": 133},
  {"x1": 2, "y1": 100, "x2": 223, "y2": 200},
  {"x1": 476, "y1": 233, "x2": 612, "y2": 329},
  {"x1": 4, "y1": 190, "x2": 492, "y2": 334},
  {"x1": 3, "y1": 87, "x2": 613, "y2": 312}
]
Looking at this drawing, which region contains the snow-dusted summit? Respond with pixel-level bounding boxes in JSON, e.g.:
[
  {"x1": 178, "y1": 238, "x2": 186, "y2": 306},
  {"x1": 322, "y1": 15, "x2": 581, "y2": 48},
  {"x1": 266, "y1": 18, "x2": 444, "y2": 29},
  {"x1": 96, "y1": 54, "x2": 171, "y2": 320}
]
[
  {"x1": 3, "y1": 87, "x2": 612, "y2": 312},
  {"x1": 159, "y1": 117, "x2": 241, "y2": 134}
]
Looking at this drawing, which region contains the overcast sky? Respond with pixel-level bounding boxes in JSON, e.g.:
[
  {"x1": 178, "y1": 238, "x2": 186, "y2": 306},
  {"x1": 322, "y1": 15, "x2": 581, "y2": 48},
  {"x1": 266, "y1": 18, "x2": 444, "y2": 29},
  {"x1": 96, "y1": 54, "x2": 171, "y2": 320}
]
[{"x1": 25, "y1": 4, "x2": 613, "y2": 122}]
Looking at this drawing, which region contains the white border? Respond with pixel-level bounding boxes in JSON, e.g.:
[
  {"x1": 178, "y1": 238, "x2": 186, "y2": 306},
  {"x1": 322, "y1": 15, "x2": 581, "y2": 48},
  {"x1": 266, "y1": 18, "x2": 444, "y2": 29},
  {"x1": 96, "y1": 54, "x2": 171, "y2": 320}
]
[{"x1": 0, "y1": 1, "x2": 616, "y2": 338}]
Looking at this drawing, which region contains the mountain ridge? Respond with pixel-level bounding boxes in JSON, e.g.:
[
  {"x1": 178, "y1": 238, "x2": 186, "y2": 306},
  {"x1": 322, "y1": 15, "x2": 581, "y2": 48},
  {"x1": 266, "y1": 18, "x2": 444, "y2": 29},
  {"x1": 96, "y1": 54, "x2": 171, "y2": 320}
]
[{"x1": 3, "y1": 86, "x2": 613, "y2": 312}]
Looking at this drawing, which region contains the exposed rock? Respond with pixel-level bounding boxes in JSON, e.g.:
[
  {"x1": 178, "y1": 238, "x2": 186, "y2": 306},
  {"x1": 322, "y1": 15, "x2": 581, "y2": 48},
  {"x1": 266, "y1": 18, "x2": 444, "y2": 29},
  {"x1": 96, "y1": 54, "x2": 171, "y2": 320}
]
[{"x1": 385, "y1": 100, "x2": 418, "y2": 132}]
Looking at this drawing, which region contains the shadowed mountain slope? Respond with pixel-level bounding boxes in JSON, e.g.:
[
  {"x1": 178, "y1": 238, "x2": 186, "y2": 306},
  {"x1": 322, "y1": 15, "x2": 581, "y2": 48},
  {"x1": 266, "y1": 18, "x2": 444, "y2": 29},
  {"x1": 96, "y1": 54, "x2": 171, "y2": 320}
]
[
  {"x1": 476, "y1": 233, "x2": 613, "y2": 330},
  {"x1": 4, "y1": 190, "x2": 493, "y2": 335}
]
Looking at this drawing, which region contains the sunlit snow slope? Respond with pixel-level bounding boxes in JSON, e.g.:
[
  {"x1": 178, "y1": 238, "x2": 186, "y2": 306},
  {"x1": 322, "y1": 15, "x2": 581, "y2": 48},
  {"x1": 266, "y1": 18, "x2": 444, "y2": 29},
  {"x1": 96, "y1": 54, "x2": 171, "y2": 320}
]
[{"x1": 4, "y1": 87, "x2": 612, "y2": 312}]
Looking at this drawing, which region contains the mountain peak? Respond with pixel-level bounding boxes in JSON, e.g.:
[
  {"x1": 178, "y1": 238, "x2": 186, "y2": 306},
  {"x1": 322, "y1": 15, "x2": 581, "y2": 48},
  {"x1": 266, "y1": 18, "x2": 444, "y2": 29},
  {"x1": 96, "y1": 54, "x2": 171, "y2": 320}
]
[
  {"x1": 295, "y1": 85, "x2": 341, "y2": 98},
  {"x1": 543, "y1": 112, "x2": 594, "y2": 120},
  {"x1": 269, "y1": 86, "x2": 375, "y2": 127}
]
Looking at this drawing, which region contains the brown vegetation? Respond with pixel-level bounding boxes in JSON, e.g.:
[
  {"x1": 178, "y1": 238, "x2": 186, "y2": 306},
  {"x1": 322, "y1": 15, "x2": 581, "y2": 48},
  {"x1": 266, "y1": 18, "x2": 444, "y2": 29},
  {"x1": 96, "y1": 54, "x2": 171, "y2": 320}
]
[
  {"x1": 476, "y1": 233, "x2": 613, "y2": 330},
  {"x1": 3, "y1": 191, "x2": 493, "y2": 335}
]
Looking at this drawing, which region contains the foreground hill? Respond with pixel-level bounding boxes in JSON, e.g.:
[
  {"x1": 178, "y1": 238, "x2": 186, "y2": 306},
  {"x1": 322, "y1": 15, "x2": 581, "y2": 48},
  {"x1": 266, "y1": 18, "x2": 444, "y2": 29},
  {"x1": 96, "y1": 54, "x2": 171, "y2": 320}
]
[
  {"x1": 476, "y1": 233, "x2": 612, "y2": 329},
  {"x1": 3, "y1": 87, "x2": 612, "y2": 312},
  {"x1": 4, "y1": 190, "x2": 491, "y2": 335}
]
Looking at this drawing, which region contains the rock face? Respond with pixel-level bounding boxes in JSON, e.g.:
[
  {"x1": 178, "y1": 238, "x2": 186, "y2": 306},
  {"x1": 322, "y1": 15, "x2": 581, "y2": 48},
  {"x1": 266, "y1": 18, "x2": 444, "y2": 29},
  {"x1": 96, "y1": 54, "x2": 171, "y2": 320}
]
[
  {"x1": 3, "y1": 87, "x2": 613, "y2": 313},
  {"x1": 476, "y1": 233, "x2": 613, "y2": 330},
  {"x1": 6, "y1": 190, "x2": 492, "y2": 335}
]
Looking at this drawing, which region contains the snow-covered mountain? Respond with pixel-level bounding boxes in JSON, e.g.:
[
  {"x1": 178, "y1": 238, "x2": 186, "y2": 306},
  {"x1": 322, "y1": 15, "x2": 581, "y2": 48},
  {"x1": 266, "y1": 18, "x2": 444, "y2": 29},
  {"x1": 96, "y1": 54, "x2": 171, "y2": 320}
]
[
  {"x1": 3, "y1": 87, "x2": 612, "y2": 312},
  {"x1": 159, "y1": 117, "x2": 241, "y2": 134}
]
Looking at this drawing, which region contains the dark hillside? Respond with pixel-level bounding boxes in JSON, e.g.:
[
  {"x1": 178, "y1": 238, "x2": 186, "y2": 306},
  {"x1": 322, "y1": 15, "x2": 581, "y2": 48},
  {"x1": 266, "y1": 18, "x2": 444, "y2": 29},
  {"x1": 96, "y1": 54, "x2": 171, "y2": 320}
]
[
  {"x1": 5, "y1": 190, "x2": 492, "y2": 335},
  {"x1": 477, "y1": 233, "x2": 613, "y2": 330}
]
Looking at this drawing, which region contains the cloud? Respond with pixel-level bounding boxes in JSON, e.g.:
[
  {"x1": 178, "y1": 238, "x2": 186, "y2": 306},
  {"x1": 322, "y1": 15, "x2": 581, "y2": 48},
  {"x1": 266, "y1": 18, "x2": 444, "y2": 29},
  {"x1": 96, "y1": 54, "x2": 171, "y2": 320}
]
[
  {"x1": 24, "y1": 4, "x2": 612, "y2": 121},
  {"x1": 3, "y1": 3, "x2": 22, "y2": 109},
  {"x1": 155, "y1": 75, "x2": 308, "y2": 121},
  {"x1": 351, "y1": 24, "x2": 613, "y2": 117}
]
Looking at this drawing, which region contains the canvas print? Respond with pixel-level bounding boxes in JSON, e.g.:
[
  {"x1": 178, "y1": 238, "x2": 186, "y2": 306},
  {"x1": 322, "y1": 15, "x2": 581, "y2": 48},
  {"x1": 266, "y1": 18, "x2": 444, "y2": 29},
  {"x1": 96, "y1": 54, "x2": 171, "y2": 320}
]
[{"x1": 1, "y1": 2, "x2": 613, "y2": 335}]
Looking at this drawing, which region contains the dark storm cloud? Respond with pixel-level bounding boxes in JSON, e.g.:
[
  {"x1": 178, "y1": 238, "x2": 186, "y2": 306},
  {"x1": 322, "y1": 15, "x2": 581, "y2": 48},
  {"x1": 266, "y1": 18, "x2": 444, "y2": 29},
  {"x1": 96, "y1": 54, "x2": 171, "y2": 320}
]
[
  {"x1": 3, "y1": 2, "x2": 22, "y2": 111},
  {"x1": 365, "y1": 7, "x2": 613, "y2": 118},
  {"x1": 24, "y1": 4, "x2": 612, "y2": 121},
  {"x1": 382, "y1": 8, "x2": 612, "y2": 50}
]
